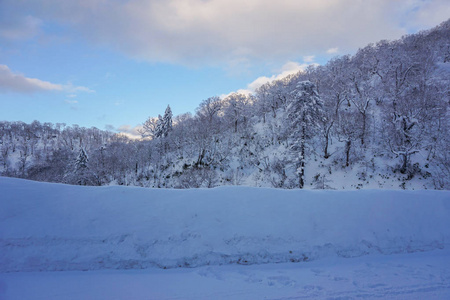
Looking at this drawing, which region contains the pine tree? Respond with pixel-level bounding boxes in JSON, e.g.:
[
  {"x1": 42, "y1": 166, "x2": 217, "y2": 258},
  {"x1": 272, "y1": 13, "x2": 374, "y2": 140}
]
[
  {"x1": 154, "y1": 114, "x2": 164, "y2": 138},
  {"x1": 139, "y1": 105, "x2": 172, "y2": 140},
  {"x1": 75, "y1": 148, "x2": 89, "y2": 171},
  {"x1": 74, "y1": 148, "x2": 90, "y2": 185},
  {"x1": 162, "y1": 105, "x2": 173, "y2": 137},
  {"x1": 288, "y1": 81, "x2": 324, "y2": 188}
]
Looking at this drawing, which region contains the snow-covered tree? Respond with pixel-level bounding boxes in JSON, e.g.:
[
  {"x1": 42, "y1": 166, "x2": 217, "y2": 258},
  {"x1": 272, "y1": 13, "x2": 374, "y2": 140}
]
[
  {"x1": 139, "y1": 117, "x2": 159, "y2": 139},
  {"x1": 288, "y1": 81, "x2": 324, "y2": 188},
  {"x1": 336, "y1": 109, "x2": 360, "y2": 167},
  {"x1": 388, "y1": 114, "x2": 420, "y2": 173},
  {"x1": 75, "y1": 148, "x2": 89, "y2": 170},
  {"x1": 155, "y1": 115, "x2": 164, "y2": 138},
  {"x1": 73, "y1": 148, "x2": 91, "y2": 185},
  {"x1": 162, "y1": 105, "x2": 173, "y2": 137},
  {"x1": 196, "y1": 96, "x2": 222, "y2": 130},
  {"x1": 140, "y1": 105, "x2": 172, "y2": 139},
  {"x1": 223, "y1": 93, "x2": 252, "y2": 133}
]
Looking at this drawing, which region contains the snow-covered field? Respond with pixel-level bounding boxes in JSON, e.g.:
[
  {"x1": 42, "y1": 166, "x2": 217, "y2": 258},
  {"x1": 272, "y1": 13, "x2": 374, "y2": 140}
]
[{"x1": 1, "y1": 177, "x2": 449, "y2": 299}]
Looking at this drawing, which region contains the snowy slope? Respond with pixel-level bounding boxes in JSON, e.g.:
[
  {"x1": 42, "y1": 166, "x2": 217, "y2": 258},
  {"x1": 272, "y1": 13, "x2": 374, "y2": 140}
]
[{"x1": 1, "y1": 177, "x2": 449, "y2": 272}]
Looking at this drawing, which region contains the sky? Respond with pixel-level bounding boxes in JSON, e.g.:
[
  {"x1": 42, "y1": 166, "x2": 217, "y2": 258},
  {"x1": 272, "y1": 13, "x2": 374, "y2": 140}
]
[{"x1": 0, "y1": 0, "x2": 449, "y2": 138}]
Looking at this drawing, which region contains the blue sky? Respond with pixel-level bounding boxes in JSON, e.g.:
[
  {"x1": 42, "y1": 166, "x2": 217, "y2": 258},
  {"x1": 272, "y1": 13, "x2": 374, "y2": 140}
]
[{"x1": 1, "y1": 0, "x2": 449, "y2": 137}]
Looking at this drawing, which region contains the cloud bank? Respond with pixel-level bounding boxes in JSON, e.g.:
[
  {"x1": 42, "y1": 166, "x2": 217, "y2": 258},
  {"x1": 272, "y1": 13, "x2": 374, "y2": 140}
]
[
  {"x1": 0, "y1": 15, "x2": 42, "y2": 40},
  {"x1": 0, "y1": 65, "x2": 93, "y2": 94},
  {"x1": 116, "y1": 124, "x2": 143, "y2": 140},
  {"x1": 0, "y1": 65, "x2": 62, "y2": 93},
  {"x1": 2, "y1": 0, "x2": 449, "y2": 66},
  {"x1": 246, "y1": 61, "x2": 313, "y2": 92},
  {"x1": 220, "y1": 61, "x2": 313, "y2": 97}
]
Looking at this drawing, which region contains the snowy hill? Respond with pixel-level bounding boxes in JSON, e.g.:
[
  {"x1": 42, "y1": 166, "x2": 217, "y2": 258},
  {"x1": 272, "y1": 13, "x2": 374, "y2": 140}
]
[
  {"x1": 1, "y1": 21, "x2": 450, "y2": 191},
  {"x1": 1, "y1": 177, "x2": 449, "y2": 273}
]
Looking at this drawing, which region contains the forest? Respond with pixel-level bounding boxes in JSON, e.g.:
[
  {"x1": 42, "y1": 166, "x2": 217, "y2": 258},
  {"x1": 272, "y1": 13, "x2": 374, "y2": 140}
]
[{"x1": 1, "y1": 19, "x2": 449, "y2": 190}]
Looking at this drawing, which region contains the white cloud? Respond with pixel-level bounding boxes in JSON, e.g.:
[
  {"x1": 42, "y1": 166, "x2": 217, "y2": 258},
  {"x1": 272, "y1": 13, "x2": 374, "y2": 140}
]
[
  {"x1": 0, "y1": 15, "x2": 42, "y2": 40},
  {"x1": 0, "y1": 64, "x2": 93, "y2": 94},
  {"x1": 247, "y1": 61, "x2": 311, "y2": 92},
  {"x1": 303, "y1": 56, "x2": 315, "y2": 63},
  {"x1": 117, "y1": 124, "x2": 143, "y2": 140},
  {"x1": 64, "y1": 84, "x2": 94, "y2": 94},
  {"x1": 0, "y1": 65, "x2": 62, "y2": 93},
  {"x1": 2, "y1": 0, "x2": 448, "y2": 66},
  {"x1": 103, "y1": 124, "x2": 143, "y2": 139},
  {"x1": 221, "y1": 61, "x2": 312, "y2": 97},
  {"x1": 326, "y1": 47, "x2": 339, "y2": 54}
]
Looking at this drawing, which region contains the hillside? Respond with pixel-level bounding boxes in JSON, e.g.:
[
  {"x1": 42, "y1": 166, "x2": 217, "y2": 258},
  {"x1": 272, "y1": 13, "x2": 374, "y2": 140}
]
[{"x1": 1, "y1": 20, "x2": 449, "y2": 190}]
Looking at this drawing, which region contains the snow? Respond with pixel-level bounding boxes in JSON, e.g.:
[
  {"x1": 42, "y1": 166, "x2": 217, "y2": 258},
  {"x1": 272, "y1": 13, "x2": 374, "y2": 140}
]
[
  {"x1": 1, "y1": 176, "x2": 450, "y2": 298},
  {"x1": 1, "y1": 249, "x2": 450, "y2": 299}
]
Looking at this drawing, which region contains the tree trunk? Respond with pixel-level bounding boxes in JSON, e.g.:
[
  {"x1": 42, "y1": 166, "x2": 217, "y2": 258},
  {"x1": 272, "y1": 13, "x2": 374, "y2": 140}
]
[
  {"x1": 400, "y1": 153, "x2": 408, "y2": 174},
  {"x1": 324, "y1": 135, "x2": 330, "y2": 159},
  {"x1": 361, "y1": 112, "x2": 366, "y2": 146},
  {"x1": 197, "y1": 148, "x2": 205, "y2": 167},
  {"x1": 324, "y1": 122, "x2": 333, "y2": 159},
  {"x1": 299, "y1": 124, "x2": 306, "y2": 189},
  {"x1": 345, "y1": 140, "x2": 351, "y2": 167}
]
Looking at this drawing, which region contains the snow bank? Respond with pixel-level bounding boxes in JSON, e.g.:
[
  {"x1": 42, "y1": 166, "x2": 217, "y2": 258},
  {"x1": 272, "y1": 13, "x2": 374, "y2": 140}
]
[{"x1": 1, "y1": 177, "x2": 449, "y2": 272}]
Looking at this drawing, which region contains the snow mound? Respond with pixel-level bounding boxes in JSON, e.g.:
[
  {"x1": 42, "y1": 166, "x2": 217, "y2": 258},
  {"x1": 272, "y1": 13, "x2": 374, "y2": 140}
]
[{"x1": 1, "y1": 177, "x2": 449, "y2": 272}]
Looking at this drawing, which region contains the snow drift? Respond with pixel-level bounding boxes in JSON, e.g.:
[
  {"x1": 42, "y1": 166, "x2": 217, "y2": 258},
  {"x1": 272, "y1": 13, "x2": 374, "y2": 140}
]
[{"x1": 1, "y1": 177, "x2": 449, "y2": 272}]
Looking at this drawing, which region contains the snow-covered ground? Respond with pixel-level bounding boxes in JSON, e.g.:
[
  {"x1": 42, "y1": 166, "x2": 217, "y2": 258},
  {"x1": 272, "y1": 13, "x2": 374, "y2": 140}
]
[
  {"x1": 1, "y1": 249, "x2": 450, "y2": 299},
  {"x1": 1, "y1": 177, "x2": 449, "y2": 299}
]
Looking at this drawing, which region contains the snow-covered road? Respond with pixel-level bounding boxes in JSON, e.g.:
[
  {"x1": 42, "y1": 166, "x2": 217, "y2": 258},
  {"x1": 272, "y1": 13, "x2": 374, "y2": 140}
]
[{"x1": 1, "y1": 249, "x2": 450, "y2": 300}]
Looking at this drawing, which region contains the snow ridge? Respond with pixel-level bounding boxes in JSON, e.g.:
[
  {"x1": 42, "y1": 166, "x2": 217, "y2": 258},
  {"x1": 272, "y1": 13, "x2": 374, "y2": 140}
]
[{"x1": 1, "y1": 177, "x2": 449, "y2": 272}]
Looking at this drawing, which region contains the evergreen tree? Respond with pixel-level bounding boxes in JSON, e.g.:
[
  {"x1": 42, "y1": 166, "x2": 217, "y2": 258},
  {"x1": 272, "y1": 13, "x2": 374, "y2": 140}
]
[
  {"x1": 288, "y1": 81, "x2": 324, "y2": 188},
  {"x1": 73, "y1": 148, "x2": 91, "y2": 185},
  {"x1": 155, "y1": 114, "x2": 164, "y2": 138},
  {"x1": 75, "y1": 148, "x2": 89, "y2": 171},
  {"x1": 162, "y1": 105, "x2": 173, "y2": 137},
  {"x1": 144, "y1": 106, "x2": 172, "y2": 139}
]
